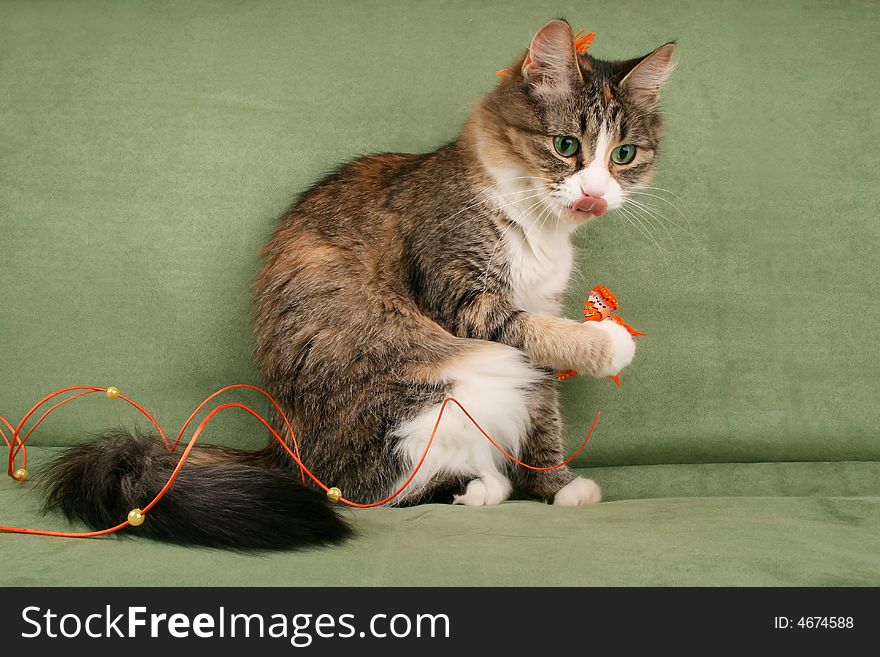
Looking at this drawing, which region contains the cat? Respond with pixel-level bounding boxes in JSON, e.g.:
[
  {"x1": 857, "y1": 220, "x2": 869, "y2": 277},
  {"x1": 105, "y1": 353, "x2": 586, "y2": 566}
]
[{"x1": 44, "y1": 19, "x2": 676, "y2": 550}]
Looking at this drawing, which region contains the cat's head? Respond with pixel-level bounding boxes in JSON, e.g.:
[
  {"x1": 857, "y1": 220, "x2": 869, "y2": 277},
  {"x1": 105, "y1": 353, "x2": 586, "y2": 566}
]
[{"x1": 475, "y1": 19, "x2": 676, "y2": 225}]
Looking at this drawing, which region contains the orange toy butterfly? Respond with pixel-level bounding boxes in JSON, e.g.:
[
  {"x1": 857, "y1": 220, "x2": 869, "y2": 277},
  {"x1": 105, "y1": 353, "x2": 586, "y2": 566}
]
[{"x1": 557, "y1": 285, "x2": 646, "y2": 387}]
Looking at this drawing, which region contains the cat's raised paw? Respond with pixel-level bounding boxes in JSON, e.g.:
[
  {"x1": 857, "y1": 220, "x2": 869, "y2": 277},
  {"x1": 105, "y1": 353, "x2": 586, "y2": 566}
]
[
  {"x1": 552, "y1": 477, "x2": 602, "y2": 507},
  {"x1": 453, "y1": 472, "x2": 512, "y2": 506},
  {"x1": 593, "y1": 319, "x2": 636, "y2": 377}
]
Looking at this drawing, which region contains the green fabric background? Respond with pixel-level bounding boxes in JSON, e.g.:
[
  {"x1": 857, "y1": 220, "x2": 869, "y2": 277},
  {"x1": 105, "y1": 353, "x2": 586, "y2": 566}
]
[{"x1": 1, "y1": 0, "x2": 878, "y2": 585}]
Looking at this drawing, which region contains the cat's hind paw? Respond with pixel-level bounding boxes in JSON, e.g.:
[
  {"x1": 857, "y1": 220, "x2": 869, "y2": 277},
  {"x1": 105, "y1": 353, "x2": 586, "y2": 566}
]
[
  {"x1": 552, "y1": 477, "x2": 602, "y2": 507},
  {"x1": 453, "y1": 472, "x2": 512, "y2": 506}
]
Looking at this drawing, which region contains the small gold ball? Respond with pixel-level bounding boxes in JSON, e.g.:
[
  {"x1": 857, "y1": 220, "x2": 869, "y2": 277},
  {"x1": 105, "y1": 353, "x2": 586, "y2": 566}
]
[
  {"x1": 127, "y1": 508, "x2": 145, "y2": 526},
  {"x1": 326, "y1": 486, "x2": 342, "y2": 502},
  {"x1": 105, "y1": 386, "x2": 121, "y2": 399},
  {"x1": 12, "y1": 468, "x2": 29, "y2": 482}
]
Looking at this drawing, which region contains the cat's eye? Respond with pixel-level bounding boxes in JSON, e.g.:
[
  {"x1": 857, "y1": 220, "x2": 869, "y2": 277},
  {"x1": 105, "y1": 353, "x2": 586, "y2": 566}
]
[
  {"x1": 553, "y1": 135, "x2": 580, "y2": 157},
  {"x1": 611, "y1": 144, "x2": 637, "y2": 165}
]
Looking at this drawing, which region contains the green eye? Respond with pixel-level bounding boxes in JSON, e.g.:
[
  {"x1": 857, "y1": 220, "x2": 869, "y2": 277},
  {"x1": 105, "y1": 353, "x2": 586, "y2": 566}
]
[
  {"x1": 611, "y1": 144, "x2": 637, "y2": 165},
  {"x1": 553, "y1": 135, "x2": 580, "y2": 157}
]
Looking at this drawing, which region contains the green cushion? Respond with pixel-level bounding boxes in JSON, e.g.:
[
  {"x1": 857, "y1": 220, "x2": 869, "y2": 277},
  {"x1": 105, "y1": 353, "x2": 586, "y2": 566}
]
[
  {"x1": 2, "y1": 449, "x2": 879, "y2": 586},
  {"x1": 1, "y1": 1, "x2": 878, "y2": 585}
]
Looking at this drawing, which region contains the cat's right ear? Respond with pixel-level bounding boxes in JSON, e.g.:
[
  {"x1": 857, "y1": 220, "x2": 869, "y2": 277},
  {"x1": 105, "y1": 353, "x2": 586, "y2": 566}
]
[
  {"x1": 618, "y1": 42, "x2": 677, "y2": 107},
  {"x1": 518, "y1": 19, "x2": 582, "y2": 92}
]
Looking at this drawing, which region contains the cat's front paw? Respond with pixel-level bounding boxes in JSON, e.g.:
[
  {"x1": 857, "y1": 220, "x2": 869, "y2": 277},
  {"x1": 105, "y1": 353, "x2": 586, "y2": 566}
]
[
  {"x1": 552, "y1": 477, "x2": 602, "y2": 507},
  {"x1": 453, "y1": 472, "x2": 512, "y2": 506},
  {"x1": 591, "y1": 319, "x2": 635, "y2": 377}
]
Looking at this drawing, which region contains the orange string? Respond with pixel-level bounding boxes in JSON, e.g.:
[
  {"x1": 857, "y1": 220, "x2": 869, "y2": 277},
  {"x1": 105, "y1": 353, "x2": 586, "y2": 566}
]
[
  {"x1": 0, "y1": 384, "x2": 601, "y2": 538},
  {"x1": 1, "y1": 415, "x2": 25, "y2": 474},
  {"x1": 171, "y1": 384, "x2": 305, "y2": 483}
]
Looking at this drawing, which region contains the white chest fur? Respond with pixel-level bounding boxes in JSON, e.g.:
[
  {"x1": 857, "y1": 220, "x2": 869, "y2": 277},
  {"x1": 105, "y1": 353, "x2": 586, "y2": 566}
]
[
  {"x1": 480, "y1": 162, "x2": 577, "y2": 316},
  {"x1": 503, "y1": 217, "x2": 574, "y2": 315}
]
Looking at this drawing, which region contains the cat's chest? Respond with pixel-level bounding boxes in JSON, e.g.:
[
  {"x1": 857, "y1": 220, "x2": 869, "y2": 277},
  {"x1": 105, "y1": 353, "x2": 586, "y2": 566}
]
[{"x1": 503, "y1": 223, "x2": 574, "y2": 316}]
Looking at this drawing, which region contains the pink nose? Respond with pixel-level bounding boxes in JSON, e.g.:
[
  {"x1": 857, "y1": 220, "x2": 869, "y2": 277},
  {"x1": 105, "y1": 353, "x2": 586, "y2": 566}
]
[{"x1": 573, "y1": 194, "x2": 608, "y2": 217}]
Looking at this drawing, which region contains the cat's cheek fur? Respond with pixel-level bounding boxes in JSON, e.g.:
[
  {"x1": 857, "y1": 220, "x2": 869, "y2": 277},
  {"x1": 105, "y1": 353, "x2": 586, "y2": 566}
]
[
  {"x1": 391, "y1": 343, "x2": 541, "y2": 504},
  {"x1": 553, "y1": 477, "x2": 602, "y2": 506}
]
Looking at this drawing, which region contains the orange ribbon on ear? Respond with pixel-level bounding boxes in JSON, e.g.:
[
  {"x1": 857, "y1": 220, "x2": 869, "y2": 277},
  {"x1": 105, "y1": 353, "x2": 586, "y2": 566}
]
[
  {"x1": 557, "y1": 285, "x2": 646, "y2": 386},
  {"x1": 573, "y1": 29, "x2": 596, "y2": 54},
  {"x1": 497, "y1": 28, "x2": 596, "y2": 77}
]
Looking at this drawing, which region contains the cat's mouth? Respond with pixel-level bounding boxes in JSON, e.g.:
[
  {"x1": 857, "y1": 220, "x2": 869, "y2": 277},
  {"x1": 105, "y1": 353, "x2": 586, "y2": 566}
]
[{"x1": 571, "y1": 195, "x2": 608, "y2": 217}]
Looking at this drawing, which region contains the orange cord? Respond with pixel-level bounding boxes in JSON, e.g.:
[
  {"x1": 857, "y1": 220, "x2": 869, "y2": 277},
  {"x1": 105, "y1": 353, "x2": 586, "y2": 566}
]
[{"x1": 0, "y1": 384, "x2": 601, "y2": 538}]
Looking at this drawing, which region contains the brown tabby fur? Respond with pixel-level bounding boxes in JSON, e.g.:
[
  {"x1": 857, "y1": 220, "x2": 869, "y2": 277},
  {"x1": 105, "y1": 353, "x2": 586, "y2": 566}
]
[{"x1": 254, "y1": 20, "x2": 675, "y2": 503}]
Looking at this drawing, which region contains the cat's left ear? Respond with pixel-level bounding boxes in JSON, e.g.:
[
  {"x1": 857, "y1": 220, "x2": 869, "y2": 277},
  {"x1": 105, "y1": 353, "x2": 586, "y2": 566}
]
[{"x1": 619, "y1": 42, "x2": 677, "y2": 106}]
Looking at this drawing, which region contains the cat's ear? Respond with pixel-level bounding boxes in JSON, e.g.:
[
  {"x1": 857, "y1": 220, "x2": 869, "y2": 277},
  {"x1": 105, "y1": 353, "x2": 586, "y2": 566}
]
[
  {"x1": 520, "y1": 19, "x2": 582, "y2": 91},
  {"x1": 619, "y1": 42, "x2": 677, "y2": 106}
]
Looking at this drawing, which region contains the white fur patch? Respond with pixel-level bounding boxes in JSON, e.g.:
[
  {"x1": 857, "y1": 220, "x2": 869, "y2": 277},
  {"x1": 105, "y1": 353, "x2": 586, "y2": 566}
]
[
  {"x1": 482, "y1": 164, "x2": 576, "y2": 315},
  {"x1": 452, "y1": 471, "x2": 513, "y2": 506},
  {"x1": 392, "y1": 342, "x2": 540, "y2": 504},
  {"x1": 553, "y1": 477, "x2": 602, "y2": 507},
  {"x1": 592, "y1": 319, "x2": 636, "y2": 376},
  {"x1": 503, "y1": 218, "x2": 575, "y2": 315}
]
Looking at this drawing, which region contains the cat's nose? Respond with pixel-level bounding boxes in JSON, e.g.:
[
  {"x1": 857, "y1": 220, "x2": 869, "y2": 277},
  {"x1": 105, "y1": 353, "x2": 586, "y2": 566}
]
[
  {"x1": 580, "y1": 183, "x2": 607, "y2": 197},
  {"x1": 573, "y1": 193, "x2": 608, "y2": 217}
]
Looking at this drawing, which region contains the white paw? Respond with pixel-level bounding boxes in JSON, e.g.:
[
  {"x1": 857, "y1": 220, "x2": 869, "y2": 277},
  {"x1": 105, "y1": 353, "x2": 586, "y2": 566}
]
[
  {"x1": 593, "y1": 319, "x2": 636, "y2": 377},
  {"x1": 553, "y1": 477, "x2": 602, "y2": 507},
  {"x1": 453, "y1": 472, "x2": 512, "y2": 506}
]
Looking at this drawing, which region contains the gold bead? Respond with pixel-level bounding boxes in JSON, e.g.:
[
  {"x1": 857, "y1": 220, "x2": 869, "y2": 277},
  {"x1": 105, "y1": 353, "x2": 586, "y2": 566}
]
[
  {"x1": 326, "y1": 486, "x2": 342, "y2": 502},
  {"x1": 12, "y1": 468, "x2": 29, "y2": 482},
  {"x1": 127, "y1": 508, "x2": 145, "y2": 526},
  {"x1": 105, "y1": 386, "x2": 120, "y2": 399}
]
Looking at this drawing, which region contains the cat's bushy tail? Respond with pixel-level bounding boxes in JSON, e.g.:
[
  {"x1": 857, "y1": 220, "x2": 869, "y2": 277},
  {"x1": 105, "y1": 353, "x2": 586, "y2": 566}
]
[{"x1": 42, "y1": 430, "x2": 352, "y2": 550}]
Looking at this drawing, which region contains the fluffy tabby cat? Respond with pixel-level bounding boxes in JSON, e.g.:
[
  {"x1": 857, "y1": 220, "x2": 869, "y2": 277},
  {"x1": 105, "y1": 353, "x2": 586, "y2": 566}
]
[{"x1": 44, "y1": 19, "x2": 676, "y2": 549}]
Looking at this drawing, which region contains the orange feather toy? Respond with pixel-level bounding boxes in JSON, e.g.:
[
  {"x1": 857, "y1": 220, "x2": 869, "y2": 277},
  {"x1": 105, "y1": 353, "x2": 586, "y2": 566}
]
[{"x1": 557, "y1": 285, "x2": 646, "y2": 386}]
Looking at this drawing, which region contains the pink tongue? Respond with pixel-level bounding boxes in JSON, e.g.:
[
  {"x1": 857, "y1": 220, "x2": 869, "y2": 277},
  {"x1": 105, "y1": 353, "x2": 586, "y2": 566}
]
[{"x1": 573, "y1": 196, "x2": 608, "y2": 217}]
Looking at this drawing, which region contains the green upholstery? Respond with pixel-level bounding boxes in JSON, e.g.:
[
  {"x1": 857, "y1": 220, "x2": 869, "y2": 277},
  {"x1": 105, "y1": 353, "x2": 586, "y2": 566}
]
[{"x1": 2, "y1": 0, "x2": 878, "y2": 585}]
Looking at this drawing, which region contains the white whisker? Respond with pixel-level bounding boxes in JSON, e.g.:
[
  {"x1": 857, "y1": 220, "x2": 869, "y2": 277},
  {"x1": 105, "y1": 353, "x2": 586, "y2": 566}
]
[
  {"x1": 627, "y1": 189, "x2": 690, "y2": 230},
  {"x1": 617, "y1": 205, "x2": 667, "y2": 255},
  {"x1": 624, "y1": 198, "x2": 674, "y2": 241},
  {"x1": 431, "y1": 187, "x2": 549, "y2": 242}
]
